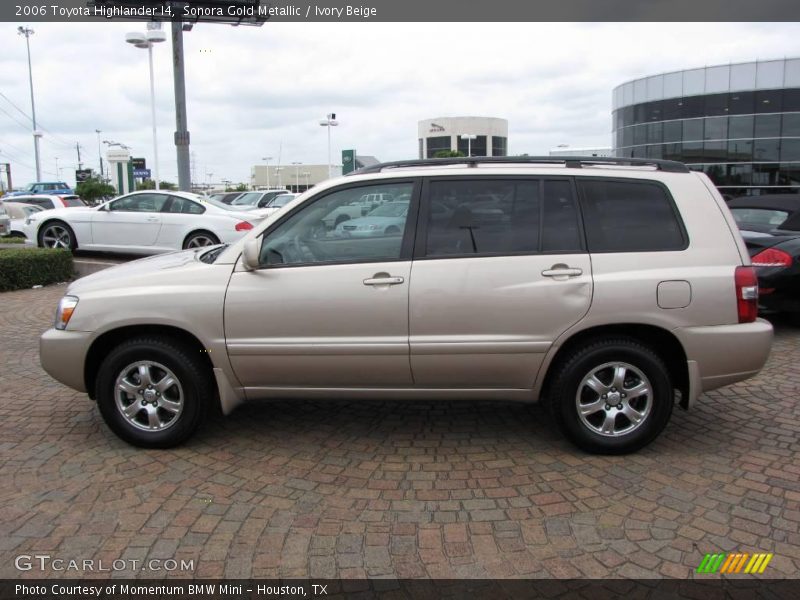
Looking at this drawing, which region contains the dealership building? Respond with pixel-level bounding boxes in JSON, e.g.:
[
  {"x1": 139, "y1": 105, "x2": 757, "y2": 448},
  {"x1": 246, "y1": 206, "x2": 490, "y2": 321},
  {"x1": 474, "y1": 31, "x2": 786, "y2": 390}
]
[
  {"x1": 612, "y1": 58, "x2": 800, "y2": 196},
  {"x1": 418, "y1": 117, "x2": 508, "y2": 159}
]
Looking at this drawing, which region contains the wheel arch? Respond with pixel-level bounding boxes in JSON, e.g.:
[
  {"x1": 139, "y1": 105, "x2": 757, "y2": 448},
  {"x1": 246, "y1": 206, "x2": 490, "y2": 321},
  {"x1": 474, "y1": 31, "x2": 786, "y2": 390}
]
[
  {"x1": 538, "y1": 323, "x2": 690, "y2": 409},
  {"x1": 84, "y1": 325, "x2": 215, "y2": 404}
]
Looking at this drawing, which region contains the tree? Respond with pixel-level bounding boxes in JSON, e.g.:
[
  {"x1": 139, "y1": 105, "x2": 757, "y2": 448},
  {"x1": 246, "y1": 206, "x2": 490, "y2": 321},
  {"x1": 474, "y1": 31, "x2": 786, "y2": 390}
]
[
  {"x1": 434, "y1": 150, "x2": 465, "y2": 158},
  {"x1": 75, "y1": 177, "x2": 116, "y2": 205},
  {"x1": 137, "y1": 179, "x2": 177, "y2": 190},
  {"x1": 234, "y1": 183, "x2": 249, "y2": 191}
]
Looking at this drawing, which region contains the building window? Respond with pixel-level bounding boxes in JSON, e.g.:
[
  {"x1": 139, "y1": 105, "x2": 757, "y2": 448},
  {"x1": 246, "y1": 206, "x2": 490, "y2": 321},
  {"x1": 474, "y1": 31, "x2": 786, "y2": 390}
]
[
  {"x1": 491, "y1": 136, "x2": 507, "y2": 157},
  {"x1": 729, "y1": 115, "x2": 754, "y2": 139},
  {"x1": 704, "y1": 116, "x2": 728, "y2": 141},
  {"x1": 754, "y1": 115, "x2": 781, "y2": 139},
  {"x1": 457, "y1": 135, "x2": 487, "y2": 157},
  {"x1": 426, "y1": 136, "x2": 451, "y2": 158}
]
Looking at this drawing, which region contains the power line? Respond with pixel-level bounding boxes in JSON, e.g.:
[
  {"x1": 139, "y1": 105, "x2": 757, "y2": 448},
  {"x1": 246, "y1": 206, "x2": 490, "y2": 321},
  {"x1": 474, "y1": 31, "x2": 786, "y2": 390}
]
[
  {"x1": 0, "y1": 104, "x2": 31, "y2": 131},
  {"x1": 0, "y1": 92, "x2": 32, "y2": 123}
]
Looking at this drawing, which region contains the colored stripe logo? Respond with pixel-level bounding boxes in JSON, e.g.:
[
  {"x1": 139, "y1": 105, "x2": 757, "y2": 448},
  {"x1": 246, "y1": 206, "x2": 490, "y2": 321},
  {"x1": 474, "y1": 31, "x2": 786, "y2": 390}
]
[{"x1": 697, "y1": 552, "x2": 773, "y2": 574}]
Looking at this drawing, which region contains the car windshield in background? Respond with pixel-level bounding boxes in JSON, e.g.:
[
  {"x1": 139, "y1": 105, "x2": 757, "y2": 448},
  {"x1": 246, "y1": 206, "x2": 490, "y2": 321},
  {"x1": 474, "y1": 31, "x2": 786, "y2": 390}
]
[
  {"x1": 231, "y1": 193, "x2": 262, "y2": 206},
  {"x1": 203, "y1": 197, "x2": 250, "y2": 211},
  {"x1": 368, "y1": 202, "x2": 408, "y2": 217},
  {"x1": 269, "y1": 195, "x2": 295, "y2": 207},
  {"x1": 731, "y1": 208, "x2": 789, "y2": 227}
]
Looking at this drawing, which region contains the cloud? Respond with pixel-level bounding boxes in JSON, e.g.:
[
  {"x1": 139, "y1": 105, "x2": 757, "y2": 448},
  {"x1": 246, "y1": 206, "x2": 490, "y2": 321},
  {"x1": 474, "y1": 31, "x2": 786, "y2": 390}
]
[{"x1": 1, "y1": 21, "x2": 798, "y2": 186}]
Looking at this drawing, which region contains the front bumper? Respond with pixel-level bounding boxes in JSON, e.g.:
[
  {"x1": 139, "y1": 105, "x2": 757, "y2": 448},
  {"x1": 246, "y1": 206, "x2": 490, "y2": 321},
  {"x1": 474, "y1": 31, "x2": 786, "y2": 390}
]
[
  {"x1": 40, "y1": 328, "x2": 92, "y2": 392},
  {"x1": 675, "y1": 318, "x2": 773, "y2": 407}
]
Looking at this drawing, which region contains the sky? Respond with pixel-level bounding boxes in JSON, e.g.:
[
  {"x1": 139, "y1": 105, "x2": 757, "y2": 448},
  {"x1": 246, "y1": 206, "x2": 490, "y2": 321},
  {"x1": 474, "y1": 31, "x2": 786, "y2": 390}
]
[{"x1": 0, "y1": 21, "x2": 799, "y2": 188}]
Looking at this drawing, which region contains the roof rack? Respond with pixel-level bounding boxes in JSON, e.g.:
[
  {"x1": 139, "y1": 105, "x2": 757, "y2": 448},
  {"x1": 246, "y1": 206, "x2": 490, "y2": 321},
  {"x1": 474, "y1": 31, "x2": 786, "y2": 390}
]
[{"x1": 348, "y1": 156, "x2": 691, "y2": 175}]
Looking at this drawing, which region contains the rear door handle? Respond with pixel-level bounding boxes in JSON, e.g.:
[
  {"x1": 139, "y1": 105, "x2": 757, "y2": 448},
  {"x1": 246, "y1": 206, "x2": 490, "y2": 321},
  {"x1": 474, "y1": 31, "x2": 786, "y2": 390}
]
[
  {"x1": 542, "y1": 266, "x2": 583, "y2": 278},
  {"x1": 363, "y1": 275, "x2": 405, "y2": 286},
  {"x1": 146, "y1": 216, "x2": 159, "y2": 222}
]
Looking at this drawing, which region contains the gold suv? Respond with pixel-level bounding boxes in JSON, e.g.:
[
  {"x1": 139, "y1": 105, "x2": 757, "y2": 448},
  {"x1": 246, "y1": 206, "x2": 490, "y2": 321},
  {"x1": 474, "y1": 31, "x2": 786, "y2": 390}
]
[{"x1": 40, "y1": 157, "x2": 773, "y2": 453}]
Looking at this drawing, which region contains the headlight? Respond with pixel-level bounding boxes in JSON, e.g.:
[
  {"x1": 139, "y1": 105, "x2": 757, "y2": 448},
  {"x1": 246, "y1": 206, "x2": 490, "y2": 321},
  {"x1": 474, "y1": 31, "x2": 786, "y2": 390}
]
[{"x1": 55, "y1": 296, "x2": 79, "y2": 330}]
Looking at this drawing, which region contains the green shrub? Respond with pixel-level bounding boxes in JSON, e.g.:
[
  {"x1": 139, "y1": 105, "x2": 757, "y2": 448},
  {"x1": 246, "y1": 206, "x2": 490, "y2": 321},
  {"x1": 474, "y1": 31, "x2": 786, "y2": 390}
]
[
  {"x1": 0, "y1": 236, "x2": 25, "y2": 244},
  {"x1": 0, "y1": 248, "x2": 74, "y2": 292}
]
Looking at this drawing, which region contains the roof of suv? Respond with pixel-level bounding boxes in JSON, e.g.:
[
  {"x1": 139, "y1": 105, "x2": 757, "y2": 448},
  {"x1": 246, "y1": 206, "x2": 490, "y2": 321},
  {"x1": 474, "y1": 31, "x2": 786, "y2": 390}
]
[{"x1": 349, "y1": 156, "x2": 691, "y2": 176}]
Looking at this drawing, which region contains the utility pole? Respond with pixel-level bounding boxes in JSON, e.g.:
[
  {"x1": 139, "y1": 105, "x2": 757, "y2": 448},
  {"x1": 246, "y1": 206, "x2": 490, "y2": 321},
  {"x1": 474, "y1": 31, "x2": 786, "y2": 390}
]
[
  {"x1": 76, "y1": 142, "x2": 83, "y2": 170},
  {"x1": 171, "y1": 22, "x2": 191, "y2": 191}
]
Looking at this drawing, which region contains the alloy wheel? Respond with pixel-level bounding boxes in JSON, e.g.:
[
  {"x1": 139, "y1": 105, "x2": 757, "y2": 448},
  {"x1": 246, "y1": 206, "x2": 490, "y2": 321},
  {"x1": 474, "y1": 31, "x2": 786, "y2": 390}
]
[
  {"x1": 575, "y1": 361, "x2": 652, "y2": 437},
  {"x1": 114, "y1": 361, "x2": 184, "y2": 432}
]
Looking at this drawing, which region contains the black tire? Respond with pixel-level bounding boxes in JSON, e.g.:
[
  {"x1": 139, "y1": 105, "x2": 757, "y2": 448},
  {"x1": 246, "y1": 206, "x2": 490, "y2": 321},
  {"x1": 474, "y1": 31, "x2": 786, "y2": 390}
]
[
  {"x1": 183, "y1": 230, "x2": 220, "y2": 249},
  {"x1": 38, "y1": 220, "x2": 77, "y2": 250},
  {"x1": 95, "y1": 336, "x2": 213, "y2": 448},
  {"x1": 334, "y1": 214, "x2": 350, "y2": 227},
  {"x1": 548, "y1": 337, "x2": 673, "y2": 455}
]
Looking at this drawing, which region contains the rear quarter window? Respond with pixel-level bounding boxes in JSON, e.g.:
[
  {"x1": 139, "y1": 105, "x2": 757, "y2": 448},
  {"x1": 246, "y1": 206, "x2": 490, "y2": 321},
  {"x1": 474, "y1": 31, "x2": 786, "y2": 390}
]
[
  {"x1": 577, "y1": 179, "x2": 687, "y2": 252},
  {"x1": 62, "y1": 197, "x2": 86, "y2": 207}
]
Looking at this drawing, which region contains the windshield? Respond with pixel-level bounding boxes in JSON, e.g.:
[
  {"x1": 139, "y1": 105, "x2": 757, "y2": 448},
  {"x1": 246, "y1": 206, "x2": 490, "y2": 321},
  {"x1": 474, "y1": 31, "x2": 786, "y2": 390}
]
[
  {"x1": 731, "y1": 208, "x2": 789, "y2": 227},
  {"x1": 231, "y1": 192, "x2": 262, "y2": 206},
  {"x1": 368, "y1": 202, "x2": 408, "y2": 217},
  {"x1": 203, "y1": 197, "x2": 252, "y2": 211},
  {"x1": 269, "y1": 195, "x2": 295, "y2": 208}
]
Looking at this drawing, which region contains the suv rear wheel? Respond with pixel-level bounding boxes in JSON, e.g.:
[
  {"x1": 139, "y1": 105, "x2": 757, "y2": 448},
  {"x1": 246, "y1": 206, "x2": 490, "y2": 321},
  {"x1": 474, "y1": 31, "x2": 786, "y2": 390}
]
[
  {"x1": 95, "y1": 337, "x2": 212, "y2": 448},
  {"x1": 548, "y1": 338, "x2": 673, "y2": 454}
]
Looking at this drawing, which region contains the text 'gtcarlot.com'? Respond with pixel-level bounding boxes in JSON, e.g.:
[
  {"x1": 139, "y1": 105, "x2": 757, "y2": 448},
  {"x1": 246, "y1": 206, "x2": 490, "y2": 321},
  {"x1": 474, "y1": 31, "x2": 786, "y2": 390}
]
[{"x1": 14, "y1": 554, "x2": 194, "y2": 572}]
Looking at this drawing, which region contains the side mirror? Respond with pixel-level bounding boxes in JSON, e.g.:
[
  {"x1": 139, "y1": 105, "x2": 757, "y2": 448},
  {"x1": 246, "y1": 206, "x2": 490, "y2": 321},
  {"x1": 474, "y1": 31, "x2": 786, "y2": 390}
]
[{"x1": 242, "y1": 237, "x2": 261, "y2": 270}]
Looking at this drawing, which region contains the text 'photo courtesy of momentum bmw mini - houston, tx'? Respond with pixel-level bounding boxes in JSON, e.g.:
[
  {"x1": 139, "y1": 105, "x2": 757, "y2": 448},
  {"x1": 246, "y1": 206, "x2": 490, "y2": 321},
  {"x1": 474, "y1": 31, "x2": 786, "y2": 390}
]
[{"x1": 39, "y1": 157, "x2": 773, "y2": 453}]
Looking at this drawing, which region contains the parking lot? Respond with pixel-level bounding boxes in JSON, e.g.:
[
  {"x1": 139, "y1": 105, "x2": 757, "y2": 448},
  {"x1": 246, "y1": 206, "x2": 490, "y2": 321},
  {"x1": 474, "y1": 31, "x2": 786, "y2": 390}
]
[{"x1": 1, "y1": 283, "x2": 799, "y2": 579}]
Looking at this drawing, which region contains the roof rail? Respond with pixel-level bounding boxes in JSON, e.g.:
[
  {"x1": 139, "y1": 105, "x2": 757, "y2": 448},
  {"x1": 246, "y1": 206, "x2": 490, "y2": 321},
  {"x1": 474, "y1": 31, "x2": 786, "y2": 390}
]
[{"x1": 348, "y1": 156, "x2": 691, "y2": 175}]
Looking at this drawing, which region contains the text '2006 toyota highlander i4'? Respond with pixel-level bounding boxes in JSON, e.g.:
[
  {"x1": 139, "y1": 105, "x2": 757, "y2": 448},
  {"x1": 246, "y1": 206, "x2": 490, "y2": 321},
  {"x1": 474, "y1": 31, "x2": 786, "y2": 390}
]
[{"x1": 39, "y1": 157, "x2": 773, "y2": 454}]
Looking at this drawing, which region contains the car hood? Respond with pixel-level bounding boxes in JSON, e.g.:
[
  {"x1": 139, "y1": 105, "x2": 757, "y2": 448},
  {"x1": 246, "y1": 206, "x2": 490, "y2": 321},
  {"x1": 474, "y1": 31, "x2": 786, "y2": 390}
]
[{"x1": 66, "y1": 247, "x2": 213, "y2": 294}]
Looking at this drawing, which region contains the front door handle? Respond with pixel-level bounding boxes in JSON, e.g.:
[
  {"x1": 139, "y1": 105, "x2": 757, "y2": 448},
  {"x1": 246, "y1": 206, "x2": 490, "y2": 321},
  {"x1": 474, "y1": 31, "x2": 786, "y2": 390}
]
[
  {"x1": 542, "y1": 265, "x2": 583, "y2": 278},
  {"x1": 363, "y1": 274, "x2": 405, "y2": 286},
  {"x1": 146, "y1": 216, "x2": 159, "y2": 222}
]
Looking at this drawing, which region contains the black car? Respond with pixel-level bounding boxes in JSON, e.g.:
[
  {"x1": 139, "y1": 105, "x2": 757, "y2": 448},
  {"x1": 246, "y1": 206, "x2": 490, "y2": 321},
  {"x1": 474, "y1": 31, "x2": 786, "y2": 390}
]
[{"x1": 728, "y1": 195, "x2": 800, "y2": 316}]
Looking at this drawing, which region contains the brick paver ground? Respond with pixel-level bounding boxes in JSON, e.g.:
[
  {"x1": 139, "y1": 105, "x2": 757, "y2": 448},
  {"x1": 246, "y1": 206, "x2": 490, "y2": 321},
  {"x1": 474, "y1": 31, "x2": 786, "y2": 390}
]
[{"x1": 1, "y1": 284, "x2": 799, "y2": 579}]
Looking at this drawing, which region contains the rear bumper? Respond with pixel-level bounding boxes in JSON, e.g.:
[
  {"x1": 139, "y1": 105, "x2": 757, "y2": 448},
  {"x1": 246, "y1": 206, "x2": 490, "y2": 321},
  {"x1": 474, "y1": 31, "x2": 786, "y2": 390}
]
[
  {"x1": 40, "y1": 328, "x2": 91, "y2": 392},
  {"x1": 674, "y1": 319, "x2": 773, "y2": 407}
]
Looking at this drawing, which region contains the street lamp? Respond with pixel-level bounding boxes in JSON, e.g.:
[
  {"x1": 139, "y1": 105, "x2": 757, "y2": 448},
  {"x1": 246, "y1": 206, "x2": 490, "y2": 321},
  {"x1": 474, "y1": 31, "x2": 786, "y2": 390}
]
[
  {"x1": 54, "y1": 156, "x2": 60, "y2": 179},
  {"x1": 125, "y1": 23, "x2": 166, "y2": 189},
  {"x1": 319, "y1": 113, "x2": 338, "y2": 179},
  {"x1": 275, "y1": 167, "x2": 283, "y2": 188},
  {"x1": 291, "y1": 161, "x2": 302, "y2": 192},
  {"x1": 261, "y1": 156, "x2": 272, "y2": 189},
  {"x1": 18, "y1": 26, "x2": 42, "y2": 182},
  {"x1": 460, "y1": 134, "x2": 477, "y2": 157},
  {"x1": 95, "y1": 129, "x2": 104, "y2": 179}
]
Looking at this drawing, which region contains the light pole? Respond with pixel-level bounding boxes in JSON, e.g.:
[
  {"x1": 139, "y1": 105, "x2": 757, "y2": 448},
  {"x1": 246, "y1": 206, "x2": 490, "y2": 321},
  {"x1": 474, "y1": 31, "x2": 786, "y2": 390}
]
[
  {"x1": 18, "y1": 26, "x2": 42, "y2": 182},
  {"x1": 275, "y1": 167, "x2": 283, "y2": 189},
  {"x1": 261, "y1": 156, "x2": 272, "y2": 189},
  {"x1": 95, "y1": 129, "x2": 104, "y2": 179},
  {"x1": 54, "y1": 156, "x2": 59, "y2": 180},
  {"x1": 125, "y1": 24, "x2": 166, "y2": 189},
  {"x1": 460, "y1": 134, "x2": 477, "y2": 157},
  {"x1": 302, "y1": 171, "x2": 310, "y2": 191},
  {"x1": 291, "y1": 161, "x2": 301, "y2": 192},
  {"x1": 319, "y1": 113, "x2": 338, "y2": 179}
]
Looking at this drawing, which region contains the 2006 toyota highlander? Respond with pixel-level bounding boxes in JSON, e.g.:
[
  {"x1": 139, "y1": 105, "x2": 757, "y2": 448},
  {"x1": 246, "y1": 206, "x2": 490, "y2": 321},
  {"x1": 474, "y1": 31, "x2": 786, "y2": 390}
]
[{"x1": 39, "y1": 157, "x2": 773, "y2": 453}]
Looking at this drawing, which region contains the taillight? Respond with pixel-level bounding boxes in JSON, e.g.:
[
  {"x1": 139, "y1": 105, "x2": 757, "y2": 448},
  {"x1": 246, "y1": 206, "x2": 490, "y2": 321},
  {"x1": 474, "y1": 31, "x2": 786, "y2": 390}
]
[
  {"x1": 235, "y1": 221, "x2": 253, "y2": 232},
  {"x1": 735, "y1": 266, "x2": 758, "y2": 323},
  {"x1": 751, "y1": 248, "x2": 792, "y2": 268}
]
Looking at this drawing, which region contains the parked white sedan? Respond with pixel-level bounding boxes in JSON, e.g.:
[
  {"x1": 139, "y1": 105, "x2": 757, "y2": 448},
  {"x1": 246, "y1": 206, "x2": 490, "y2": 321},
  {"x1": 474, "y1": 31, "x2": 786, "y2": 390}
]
[{"x1": 24, "y1": 190, "x2": 261, "y2": 254}]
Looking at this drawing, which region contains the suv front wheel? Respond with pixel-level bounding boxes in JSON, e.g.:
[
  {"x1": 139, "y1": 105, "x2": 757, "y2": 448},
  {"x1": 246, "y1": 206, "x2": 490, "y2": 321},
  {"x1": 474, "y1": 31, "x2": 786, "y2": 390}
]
[
  {"x1": 95, "y1": 337, "x2": 212, "y2": 448},
  {"x1": 549, "y1": 338, "x2": 673, "y2": 454}
]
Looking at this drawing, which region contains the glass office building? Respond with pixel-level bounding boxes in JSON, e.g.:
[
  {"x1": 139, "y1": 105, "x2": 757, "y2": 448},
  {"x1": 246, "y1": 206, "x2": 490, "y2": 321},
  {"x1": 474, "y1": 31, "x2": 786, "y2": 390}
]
[{"x1": 612, "y1": 59, "x2": 800, "y2": 197}]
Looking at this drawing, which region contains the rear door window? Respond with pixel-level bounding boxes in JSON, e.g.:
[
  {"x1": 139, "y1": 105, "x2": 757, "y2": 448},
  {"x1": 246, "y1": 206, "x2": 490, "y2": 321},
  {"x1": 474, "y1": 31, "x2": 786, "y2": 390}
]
[
  {"x1": 577, "y1": 179, "x2": 687, "y2": 252},
  {"x1": 423, "y1": 178, "x2": 583, "y2": 257}
]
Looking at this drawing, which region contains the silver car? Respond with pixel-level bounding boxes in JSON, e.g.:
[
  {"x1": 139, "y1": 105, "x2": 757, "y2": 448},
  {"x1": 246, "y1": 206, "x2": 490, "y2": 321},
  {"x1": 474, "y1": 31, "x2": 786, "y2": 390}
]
[{"x1": 39, "y1": 157, "x2": 773, "y2": 453}]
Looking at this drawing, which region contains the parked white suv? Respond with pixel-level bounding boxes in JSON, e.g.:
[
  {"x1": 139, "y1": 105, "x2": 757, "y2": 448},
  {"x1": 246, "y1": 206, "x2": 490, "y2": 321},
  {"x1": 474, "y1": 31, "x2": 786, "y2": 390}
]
[{"x1": 39, "y1": 157, "x2": 773, "y2": 453}]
